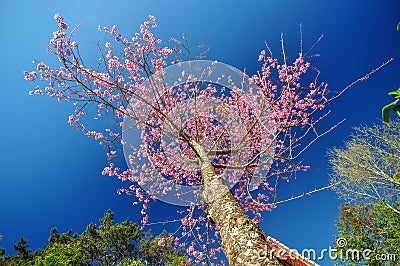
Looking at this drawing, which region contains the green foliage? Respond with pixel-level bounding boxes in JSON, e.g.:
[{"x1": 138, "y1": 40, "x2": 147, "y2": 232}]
[
  {"x1": 138, "y1": 233, "x2": 189, "y2": 266},
  {"x1": 333, "y1": 202, "x2": 400, "y2": 265},
  {"x1": 117, "y1": 258, "x2": 145, "y2": 266},
  {"x1": 382, "y1": 87, "x2": 400, "y2": 124},
  {"x1": 0, "y1": 235, "x2": 5, "y2": 257},
  {"x1": 12, "y1": 237, "x2": 33, "y2": 263},
  {"x1": 34, "y1": 242, "x2": 89, "y2": 266},
  {"x1": 330, "y1": 119, "x2": 400, "y2": 264},
  {"x1": 0, "y1": 235, "x2": 5, "y2": 265},
  {"x1": 79, "y1": 209, "x2": 144, "y2": 265},
  {"x1": 0, "y1": 210, "x2": 188, "y2": 266},
  {"x1": 165, "y1": 256, "x2": 191, "y2": 266},
  {"x1": 394, "y1": 172, "x2": 400, "y2": 183},
  {"x1": 0, "y1": 239, "x2": 33, "y2": 266},
  {"x1": 381, "y1": 22, "x2": 400, "y2": 124}
]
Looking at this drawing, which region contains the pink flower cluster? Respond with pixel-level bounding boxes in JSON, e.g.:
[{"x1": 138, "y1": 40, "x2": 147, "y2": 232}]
[
  {"x1": 24, "y1": 71, "x2": 36, "y2": 81},
  {"x1": 54, "y1": 13, "x2": 68, "y2": 30}
]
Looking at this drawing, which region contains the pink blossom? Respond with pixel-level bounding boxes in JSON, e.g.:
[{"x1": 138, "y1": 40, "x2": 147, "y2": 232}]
[
  {"x1": 53, "y1": 14, "x2": 68, "y2": 29},
  {"x1": 157, "y1": 238, "x2": 166, "y2": 247},
  {"x1": 36, "y1": 62, "x2": 46, "y2": 71},
  {"x1": 143, "y1": 31, "x2": 154, "y2": 43},
  {"x1": 24, "y1": 71, "x2": 36, "y2": 81},
  {"x1": 54, "y1": 13, "x2": 62, "y2": 23},
  {"x1": 67, "y1": 115, "x2": 79, "y2": 126},
  {"x1": 53, "y1": 30, "x2": 66, "y2": 40},
  {"x1": 105, "y1": 42, "x2": 113, "y2": 49},
  {"x1": 59, "y1": 22, "x2": 68, "y2": 30},
  {"x1": 94, "y1": 132, "x2": 104, "y2": 140}
]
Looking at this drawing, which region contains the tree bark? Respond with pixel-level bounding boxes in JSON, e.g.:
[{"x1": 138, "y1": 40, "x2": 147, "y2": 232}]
[{"x1": 190, "y1": 140, "x2": 283, "y2": 266}]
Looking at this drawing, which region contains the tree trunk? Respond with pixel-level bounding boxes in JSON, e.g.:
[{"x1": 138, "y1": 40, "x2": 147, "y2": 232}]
[{"x1": 190, "y1": 140, "x2": 283, "y2": 266}]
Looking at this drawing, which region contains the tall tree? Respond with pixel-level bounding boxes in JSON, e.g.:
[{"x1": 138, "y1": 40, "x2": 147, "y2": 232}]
[
  {"x1": 0, "y1": 235, "x2": 4, "y2": 257},
  {"x1": 25, "y1": 14, "x2": 389, "y2": 265},
  {"x1": 80, "y1": 209, "x2": 144, "y2": 265},
  {"x1": 329, "y1": 121, "x2": 400, "y2": 265},
  {"x1": 2, "y1": 210, "x2": 188, "y2": 265},
  {"x1": 333, "y1": 202, "x2": 399, "y2": 265},
  {"x1": 329, "y1": 121, "x2": 400, "y2": 214},
  {"x1": 13, "y1": 237, "x2": 32, "y2": 261}
]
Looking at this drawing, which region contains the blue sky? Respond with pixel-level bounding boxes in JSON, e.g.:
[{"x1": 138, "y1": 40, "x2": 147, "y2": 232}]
[{"x1": 0, "y1": 1, "x2": 399, "y2": 265}]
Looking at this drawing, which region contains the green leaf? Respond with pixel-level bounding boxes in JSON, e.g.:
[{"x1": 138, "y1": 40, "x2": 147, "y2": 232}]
[
  {"x1": 382, "y1": 100, "x2": 399, "y2": 124},
  {"x1": 394, "y1": 105, "x2": 400, "y2": 117},
  {"x1": 394, "y1": 172, "x2": 400, "y2": 182},
  {"x1": 388, "y1": 87, "x2": 400, "y2": 97},
  {"x1": 397, "y1": 22, "x2": 400, "y2": 32}
]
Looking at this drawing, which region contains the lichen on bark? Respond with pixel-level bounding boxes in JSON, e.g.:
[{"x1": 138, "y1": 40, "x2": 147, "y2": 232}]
[{"x1": 190, "y1": 139, "x2": 282, "y2": 265}]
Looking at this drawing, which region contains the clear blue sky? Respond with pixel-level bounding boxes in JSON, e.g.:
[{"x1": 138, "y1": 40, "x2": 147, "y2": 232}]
[{"x1": 0, "y1": 1, "x2": 399, "y2": 265}]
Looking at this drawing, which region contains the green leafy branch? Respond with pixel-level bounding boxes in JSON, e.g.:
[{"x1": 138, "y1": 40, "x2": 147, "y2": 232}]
[
  {"x1": 382, "y1": 87, "x2": 400, "y2": 124},
  {"x1": 381, "y1": 22, "x2": 400, "y2": 125}
]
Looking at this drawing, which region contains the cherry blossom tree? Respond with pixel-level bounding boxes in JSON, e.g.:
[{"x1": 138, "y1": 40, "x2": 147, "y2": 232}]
[{"x1": 24, "y1": 14, "x2": 390, "y2": 265}]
